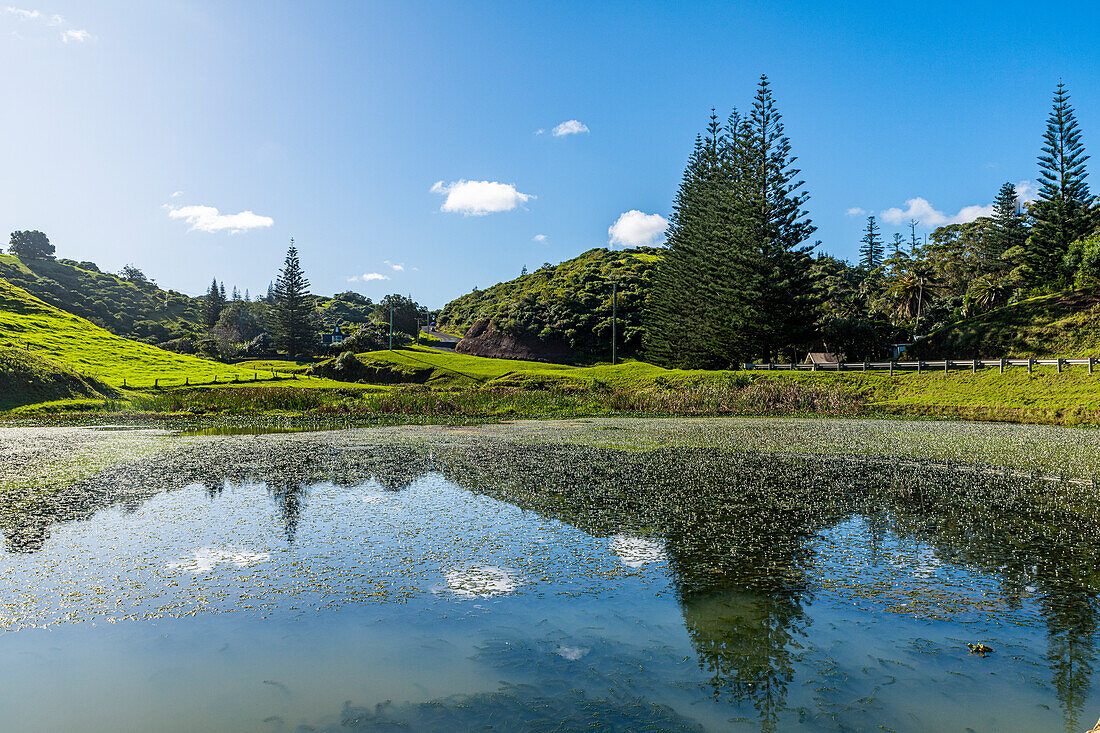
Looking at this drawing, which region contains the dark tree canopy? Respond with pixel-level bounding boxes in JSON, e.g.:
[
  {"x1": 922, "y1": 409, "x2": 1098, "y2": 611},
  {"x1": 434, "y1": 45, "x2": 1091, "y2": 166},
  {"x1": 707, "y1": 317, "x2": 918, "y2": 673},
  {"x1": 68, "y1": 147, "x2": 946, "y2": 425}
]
[
  {"x1": 8, "y1": 231, "x2": 55, "y2": 260},
  {"x1": 119, "y1": 264, "x2": 149, "y2": 284},
  {"x1": 203, "y1": 277, "x2": 227, "y2": 329},
  {"x1": 373, "y1": 293, "x2": 427, "y2": 338}
]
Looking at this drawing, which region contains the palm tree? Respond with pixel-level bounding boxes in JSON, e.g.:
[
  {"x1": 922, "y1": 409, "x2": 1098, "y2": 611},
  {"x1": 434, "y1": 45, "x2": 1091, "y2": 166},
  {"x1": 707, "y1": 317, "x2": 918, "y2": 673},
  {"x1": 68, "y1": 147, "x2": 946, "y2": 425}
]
[
  {"x1": 887, "y1": 265, "x2": 938, "y2": 338},
  {"x1": 968, "y1": 274, "x2": 1012, "y2": 314}
]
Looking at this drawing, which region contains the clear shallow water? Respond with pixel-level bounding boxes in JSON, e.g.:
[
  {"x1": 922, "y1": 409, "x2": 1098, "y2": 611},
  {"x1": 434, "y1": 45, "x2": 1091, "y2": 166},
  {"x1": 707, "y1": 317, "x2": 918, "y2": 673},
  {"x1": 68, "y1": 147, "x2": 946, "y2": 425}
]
[{"x1": 1, "y1": 425, "x2": 1099, "y2": 731}]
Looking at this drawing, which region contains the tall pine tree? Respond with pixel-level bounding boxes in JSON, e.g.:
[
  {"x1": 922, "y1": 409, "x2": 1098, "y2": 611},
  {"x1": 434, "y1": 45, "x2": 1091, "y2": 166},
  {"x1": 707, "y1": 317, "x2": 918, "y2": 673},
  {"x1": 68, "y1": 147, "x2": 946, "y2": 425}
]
[
  {"x1": 269, "y1": 241, "x2": 314, "y2": 356},
  {"x1": 859, "y1": 216, "x2": 883, "y2": 269},
  {"x1": 643, "y1": 77, "x2": 814, "y2": 366},
  {"x1": 1022, "y1": 82, "x2": 1094, "y2": 289},
  {"x1": 642, "y1": 111, "x2": 761, "y2": 368},
  {"x1": 740, "y1": 75, "x2": 816, "y2": 361},
  {"x1": 643, "y1": 116, "x2": 725, "y2": 368},
  {"x1": 203, "y1": 277, "x2": 226, "y2": 328},
  {"x1": 989, "y1": 181, "x2": 1027, "y2": 263}
]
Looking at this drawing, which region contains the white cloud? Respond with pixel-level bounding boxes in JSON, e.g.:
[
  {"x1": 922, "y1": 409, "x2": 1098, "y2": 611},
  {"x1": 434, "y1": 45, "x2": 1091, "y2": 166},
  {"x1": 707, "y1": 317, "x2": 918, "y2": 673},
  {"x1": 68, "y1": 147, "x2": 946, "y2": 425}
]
[
  {"x1": 383, "y1": 260, "x2": 405, "y2": 271},
  {"x1": 5, "y1": 7, "x2": 41, "y2": 19},
  {"x1": 880, "y1": 184, "x2": 1038, "y2": 229},
  {"x1": 954, "y1": 204, "x2": 994, "y2": 222},
  {"x1": 552, "y1": 119, "x2": 589, "y2": 137},
  {"x1": 170, "y1": 190, "x2": 183, "y2": 198},
  {"x1": 880, "y1": 197, "x2": 948, "y2": 227},
  {"x1": 6, "y1": 8, "x2": 91, "y2": 43},
  {"x1": 534, "y1": 128, "x2": 545, "y2": 135},
  {"x1": 845, "y1": 207, "x2": 866, "y2": 217},
  {"x1": 362, "y1": 272, "x2": 389, "y2": 281},
  {"x1": 532, "y1": 233, "x2": 547, "y2": 242},
  {"x1": 1015, "y1": 180, "x2": 1039, "y2": 204},
  {"x1": 431, "y1": 179, "x2": 533, "y2": 216},
  {"x1": 165, "y1": 204, "x2": 274, "y2": 234},
  {"x1": 608, "y1": 210, "x2": 668, "y2": 248}
]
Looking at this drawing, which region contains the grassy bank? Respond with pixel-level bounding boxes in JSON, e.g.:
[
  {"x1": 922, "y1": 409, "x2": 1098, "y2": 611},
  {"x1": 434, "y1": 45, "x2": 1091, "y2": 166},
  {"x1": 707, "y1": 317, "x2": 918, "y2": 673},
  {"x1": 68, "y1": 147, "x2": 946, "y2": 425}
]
[
  {"x1": 3, "y1": 347, "x2": 1097, "y2": 426},
  {"x1": 3, "y1": 289, "x2": 1098, "y2": 426}
]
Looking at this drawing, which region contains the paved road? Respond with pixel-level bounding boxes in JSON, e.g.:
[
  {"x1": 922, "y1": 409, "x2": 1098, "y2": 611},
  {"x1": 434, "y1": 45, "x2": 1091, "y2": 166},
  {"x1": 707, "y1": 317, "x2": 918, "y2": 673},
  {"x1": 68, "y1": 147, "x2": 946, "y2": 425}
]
[{"x1": 422, "y1": 329, "x2": 461, "y2": 345}]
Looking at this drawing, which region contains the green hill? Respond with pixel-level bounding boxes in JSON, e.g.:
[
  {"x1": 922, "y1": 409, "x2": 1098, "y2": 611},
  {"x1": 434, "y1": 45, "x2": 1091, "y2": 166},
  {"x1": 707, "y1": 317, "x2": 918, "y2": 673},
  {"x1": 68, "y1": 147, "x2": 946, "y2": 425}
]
[
  {"x1": 438, "y1": 247, "x2": 660, "y2": 361},
  {"x1": 908, "y1": 289, "x2": 1100, "y2": 359},
  {"x1": 0, "y1": 279, "x2": 257, "y2": 387},
  {"x1": 0, "y1": 254, "x2": 381, "y2": 346},
  {"x1": 0, "y1": 254, "x2": 204, "y2": 343},
  {"x1": 0, "y1": 346, "x2": 118, "y2": 410}
]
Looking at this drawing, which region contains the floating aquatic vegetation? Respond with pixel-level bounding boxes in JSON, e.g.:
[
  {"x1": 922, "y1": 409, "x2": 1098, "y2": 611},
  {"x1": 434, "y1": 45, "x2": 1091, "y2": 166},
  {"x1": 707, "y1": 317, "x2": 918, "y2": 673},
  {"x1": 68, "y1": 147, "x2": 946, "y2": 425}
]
[{"x1": 0, "y1": 419, "x2": 1098, "y2": 731}]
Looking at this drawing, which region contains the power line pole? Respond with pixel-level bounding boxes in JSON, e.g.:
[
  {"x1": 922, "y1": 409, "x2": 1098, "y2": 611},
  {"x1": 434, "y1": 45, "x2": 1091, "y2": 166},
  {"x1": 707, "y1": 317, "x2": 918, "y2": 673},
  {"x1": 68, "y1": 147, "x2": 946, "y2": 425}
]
[
  {"x1": 389, "y1": 302, "x2": 393, "y2": 350},
  {"x1": 611, "y1": 280, "x2": 617, "y2": 365}
]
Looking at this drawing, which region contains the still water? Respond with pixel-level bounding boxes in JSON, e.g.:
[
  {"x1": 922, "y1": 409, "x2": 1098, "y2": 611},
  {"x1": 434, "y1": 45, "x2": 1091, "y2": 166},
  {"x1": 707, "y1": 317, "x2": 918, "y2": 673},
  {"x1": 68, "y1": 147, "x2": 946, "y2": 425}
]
[{"x1": 1, "y1": 421, "x2": 1098, "y2": 731}]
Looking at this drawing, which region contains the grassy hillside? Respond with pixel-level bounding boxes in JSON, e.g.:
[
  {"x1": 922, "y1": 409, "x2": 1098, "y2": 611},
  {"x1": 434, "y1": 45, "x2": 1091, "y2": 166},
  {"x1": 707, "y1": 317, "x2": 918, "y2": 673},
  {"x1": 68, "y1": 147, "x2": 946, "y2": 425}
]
[
  {"x1": 0, "y1": 254, "x2": 203, "y2": 342},
  {"x1": 909, "y1": 289, "x2": 1100, "y2": 359},
  {"x1": 438, "y1": 247, "x2": 660, "y2": 359},
  {"x1": 0, "y1": 255, "x2": 380, "y2": 345},
  {"x1": 0, "y1": 346, "x2": 117, "y2": 410},
  {"x1": 0, "y1": 278, "x2": 264, "y2": 387}
]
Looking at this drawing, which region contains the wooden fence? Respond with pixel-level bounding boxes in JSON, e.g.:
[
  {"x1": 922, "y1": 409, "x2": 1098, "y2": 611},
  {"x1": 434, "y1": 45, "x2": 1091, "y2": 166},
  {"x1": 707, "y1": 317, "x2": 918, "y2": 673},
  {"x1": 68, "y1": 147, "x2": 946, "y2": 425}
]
[{"x1": 740, "y1": 358, "x2": 1099, "y2": 374}]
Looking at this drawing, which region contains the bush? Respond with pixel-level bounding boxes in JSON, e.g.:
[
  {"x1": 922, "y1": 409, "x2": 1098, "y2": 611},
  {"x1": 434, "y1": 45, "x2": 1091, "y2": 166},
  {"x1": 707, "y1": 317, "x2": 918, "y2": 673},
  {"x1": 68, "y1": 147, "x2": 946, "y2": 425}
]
[
  {"x1": 157, "y1": 336, "x2": 196, "y2": 354},
  {"x1": 330, "y1": 323, "x2": 410, "y2": 354},
  {"x1": 1067, "y1": 232, "x2": 1100, "y2": 289}
]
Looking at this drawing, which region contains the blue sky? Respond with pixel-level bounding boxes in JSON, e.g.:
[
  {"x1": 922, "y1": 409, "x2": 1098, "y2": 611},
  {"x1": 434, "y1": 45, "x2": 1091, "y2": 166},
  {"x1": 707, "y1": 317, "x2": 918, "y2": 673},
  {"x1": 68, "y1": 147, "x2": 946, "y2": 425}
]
[{"x1": 2, "y1": 1, "x2": 1099, "y2": 308}]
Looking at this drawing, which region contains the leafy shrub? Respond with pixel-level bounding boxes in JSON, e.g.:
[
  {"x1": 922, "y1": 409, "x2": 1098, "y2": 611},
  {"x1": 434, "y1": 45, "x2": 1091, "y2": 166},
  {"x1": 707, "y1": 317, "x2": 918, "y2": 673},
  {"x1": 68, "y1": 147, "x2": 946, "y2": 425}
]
[{"x1": 1066, "y1": 232, "x2": 1100, "y2": 289}]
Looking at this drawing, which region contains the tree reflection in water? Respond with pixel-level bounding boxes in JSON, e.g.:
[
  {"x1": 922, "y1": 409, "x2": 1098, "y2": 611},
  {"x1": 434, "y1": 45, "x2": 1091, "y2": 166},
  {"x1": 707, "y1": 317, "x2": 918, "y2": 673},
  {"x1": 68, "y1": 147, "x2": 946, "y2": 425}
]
[
  {"x1": 3, "y1": 435, "x2": 1099, "y2": 730},
  {"x1": 438, "y1": 442, "x2": 1100, "y2": 732}
]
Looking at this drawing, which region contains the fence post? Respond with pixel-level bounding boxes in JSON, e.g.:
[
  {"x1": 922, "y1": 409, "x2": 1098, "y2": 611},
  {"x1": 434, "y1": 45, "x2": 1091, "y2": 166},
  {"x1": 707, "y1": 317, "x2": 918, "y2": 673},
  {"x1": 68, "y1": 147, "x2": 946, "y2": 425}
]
[
  {"x1": 154, "y1": 378, "x2": 158, "y2": 387},
  {"x1": 918, "y1": 361, "x2": 923, "y2": 374},
  {"x1": 944, "y1": 360, "x2": 949, "y2": 374},
  {"x1": 889, "y1": 361, "x2": 895, "y2": 375},
  {"x1": 1091, "y1": 357, "x2": 1095, "y2": 375},
  {"x1": 863, "y1": 361, "x2": 868, "y2": 372},
  {"x1": 185, "y1": 377, "x2": 188, "y2": 386},
  {"x1": 1057, "y1": 358, "x2": 1063, "y2": 373},
  {"x1": 1000, "y1": 358, "x2": 1005, "y2": 374},
  {"x1": 122, "y1": 378, "x2": 126, "y2": 387},
  {"x1": 1028, "y1": 358, "x2": 1033, "y2": 374},
  {"x1": 812, "y1": 362, "x2": 818, "y2": 372},
  {"x1": 972, "y1": 359, "x2": 977, "y2": 374}
]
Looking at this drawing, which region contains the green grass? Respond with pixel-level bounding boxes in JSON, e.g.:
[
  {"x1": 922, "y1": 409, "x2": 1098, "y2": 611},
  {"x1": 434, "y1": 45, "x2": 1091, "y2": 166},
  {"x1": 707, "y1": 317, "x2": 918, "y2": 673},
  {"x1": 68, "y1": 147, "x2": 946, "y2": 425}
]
[
  {"x1": 0, "y1": 346, "x2": 117, "y2": 410},
  {"x1": 910, "y1": 289, "x2": 1100, "y2": 359},
  {"x1": 354, "y1": 346, "x2": 578, "y2": 386},
  {"x1": 3, "y1": 282, "x2": 1099, "y2": 427},
  {"x1": 0, "y1": 253, "x2": 202, "y2": 342},
  {"x1": 0, "y1": 279, "x2": 359, "y2": 391},
  {"x1": 343, "y1": 347, "x2": 1100, "y2": 425}
]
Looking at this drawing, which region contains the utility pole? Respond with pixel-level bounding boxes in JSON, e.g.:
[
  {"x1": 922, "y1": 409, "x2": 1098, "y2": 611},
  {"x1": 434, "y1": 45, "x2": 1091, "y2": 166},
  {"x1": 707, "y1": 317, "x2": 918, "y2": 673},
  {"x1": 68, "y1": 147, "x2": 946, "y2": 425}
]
[
  {"x1": 611, "y1": 280, "x2": 618, "y2": 365},
  {"x1": 389, "y1": 302, "x2": 393, "y2": 350}
]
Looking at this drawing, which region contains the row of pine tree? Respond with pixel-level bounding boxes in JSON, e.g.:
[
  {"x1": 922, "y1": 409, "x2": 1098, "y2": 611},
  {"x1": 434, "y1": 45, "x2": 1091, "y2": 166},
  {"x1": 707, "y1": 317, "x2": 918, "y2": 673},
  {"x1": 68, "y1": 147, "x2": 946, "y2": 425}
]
[
  {"x1": 644, "y1": 79, "x2": 1099, "y2": 366},
  {"x1": 643, "y1": 75, "x2": 816, "y2": 367}
]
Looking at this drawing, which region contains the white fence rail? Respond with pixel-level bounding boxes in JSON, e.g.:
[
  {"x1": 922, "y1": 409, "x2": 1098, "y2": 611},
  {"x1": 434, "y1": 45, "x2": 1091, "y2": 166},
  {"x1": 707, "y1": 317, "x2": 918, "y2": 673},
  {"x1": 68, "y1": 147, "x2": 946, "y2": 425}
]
[{"x1": 740, "y1": 358, "x2": 1099, "y2": 374}]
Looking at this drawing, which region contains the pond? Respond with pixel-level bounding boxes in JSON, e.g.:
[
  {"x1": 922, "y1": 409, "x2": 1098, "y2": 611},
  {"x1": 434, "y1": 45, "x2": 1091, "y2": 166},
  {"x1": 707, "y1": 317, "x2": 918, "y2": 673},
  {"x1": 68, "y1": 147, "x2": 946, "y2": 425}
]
[{"x1": 1, "y1": 419, "x2": 1099, "y2": 731}]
